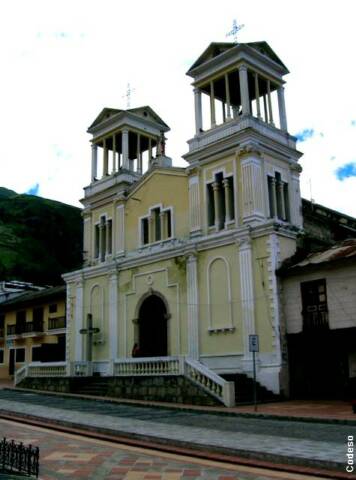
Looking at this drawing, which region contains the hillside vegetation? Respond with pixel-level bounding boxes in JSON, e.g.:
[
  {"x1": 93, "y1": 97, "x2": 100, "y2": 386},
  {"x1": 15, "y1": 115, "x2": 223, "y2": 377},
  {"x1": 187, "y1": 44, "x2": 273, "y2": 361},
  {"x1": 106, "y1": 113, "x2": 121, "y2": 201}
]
[{"x1": 0, "y1": 187, "x2": 83, "y2": 285}]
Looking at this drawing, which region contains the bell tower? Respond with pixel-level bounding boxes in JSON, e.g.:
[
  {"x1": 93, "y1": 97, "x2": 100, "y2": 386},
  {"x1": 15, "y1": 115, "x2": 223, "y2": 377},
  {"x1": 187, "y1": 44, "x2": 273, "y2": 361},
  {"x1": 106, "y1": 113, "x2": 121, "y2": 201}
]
[
  {"x1": 184, "y1": 41, "x2": 303, "y2": 229},
  {"x1": 86, "y1": 106, "x2": 170, "y2": 194}
]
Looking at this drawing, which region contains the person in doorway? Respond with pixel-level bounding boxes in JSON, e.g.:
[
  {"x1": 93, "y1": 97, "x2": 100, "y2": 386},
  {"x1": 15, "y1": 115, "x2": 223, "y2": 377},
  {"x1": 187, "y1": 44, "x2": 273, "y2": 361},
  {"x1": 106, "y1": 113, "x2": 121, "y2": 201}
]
[{"x1": 132, "y1": 343, "x2": 140, "y2": 358}]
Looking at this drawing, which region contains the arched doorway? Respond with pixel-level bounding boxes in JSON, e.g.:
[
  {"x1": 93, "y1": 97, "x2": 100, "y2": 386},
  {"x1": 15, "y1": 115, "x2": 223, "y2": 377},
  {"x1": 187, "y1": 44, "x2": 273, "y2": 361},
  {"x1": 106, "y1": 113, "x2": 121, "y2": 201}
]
[{"x1": 138, "y1": 294, "x2": 168, "y2": 357}]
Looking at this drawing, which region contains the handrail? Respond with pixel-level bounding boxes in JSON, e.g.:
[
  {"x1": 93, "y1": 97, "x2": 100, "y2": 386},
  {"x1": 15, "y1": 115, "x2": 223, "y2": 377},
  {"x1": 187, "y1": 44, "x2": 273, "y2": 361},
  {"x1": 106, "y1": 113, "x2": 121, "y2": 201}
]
[{"x1": 184, "y1": 358, "x2": 235, "y2": 407}]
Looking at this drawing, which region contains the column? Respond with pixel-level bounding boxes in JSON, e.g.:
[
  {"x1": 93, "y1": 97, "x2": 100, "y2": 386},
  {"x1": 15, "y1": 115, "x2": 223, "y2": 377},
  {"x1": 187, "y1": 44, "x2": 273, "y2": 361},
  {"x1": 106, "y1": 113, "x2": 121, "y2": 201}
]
[
  {"x1": 186, "y1": 253, "x2": 199, "y2": 359},
  {"x1": 238, "y1": 239, "x2": 256, "y2": 360},
  {"x1": 91, "y1": 144, "x2": 98, "y2": 182},
  {"x1": 277, "y1": 86, "x2": 288, "y2": 131},
  {"x1": 148, "y1": 138, "x2": 152, "y2": 165},
  {"x1": 160, "y1": 211, "x2": 168, "y2": 240},
  {"x1": 75, "y1": 280, "x2": 84, "y2": 362},
  {"x1": 271, "y1": 177, "x2": 278, "y2": 219},
  {"x1": 223, "y1": 178, "x2": 232, "y2": 223},
  {"x1": 212, "y1": 181, "x2": 222, "y2": 230},
  {"x1": 122, "y1": 129, "x2": 129, "y2": 169},
  {"x1": 112, "y1": 134, "x2": 116, "y2": 173},
  {"x1": 148, "y1": 214, "x2": 155, "y2": 243},
  {"x1": 194, "y1": 88, "x2": 203, "y2": 134},
  {"x1": 103, "y1": 139, "x2": 108, "y2": 176},
  {"x1": 225, "y1": 73, "x2": 231, "y2": 119},
  {"x1": 263, "y1": 95, "x2": 268, "y2": 122},
  {"x1": 238, "y1": 65, "x2": 251, "y2": 115},
  {"x1": 109, "y1": 273, "x2": 118, "y2": 360},
  {"x1": 210, "y1": 81, "x2": 216, "y2": 128},
  {"x1": 277, "y1": 181, "x2": 286, "y2": 220},
  {"x1": 136, "y1": 133, "x2": 142, "y2": 173},
  {"x1": 267, "y1": 80, "x2": 274, "y2": 125},
  {"x1": 99, "y1": 218, "x2": 105, "y2": 262},
  {"x1": 254, "y1": 73, "x2": 261, "y2": 119}
]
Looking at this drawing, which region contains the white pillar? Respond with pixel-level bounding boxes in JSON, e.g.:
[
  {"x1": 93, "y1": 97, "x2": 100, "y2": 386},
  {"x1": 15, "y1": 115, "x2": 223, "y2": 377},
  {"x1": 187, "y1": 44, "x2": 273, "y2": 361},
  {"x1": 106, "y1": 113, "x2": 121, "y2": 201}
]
[
  {"x1": 212, "y1": 181, "x2": 222, "y2": 230},
  {"x1": 75, "y1": 280, "x2": 84, "y2": 362},
  {"x1": 277, "y1": 86, "x2": 288, "y2": 131},
  {"x1": 136, "y1": 133, "x2": 142, "y2": 173},
  {"x1": 210, "y1": 81, "x2": 216, "y2": 128},
  {"x1": 223, "y1": 178, "x2": 232, "y2": 223},
  {"x1": 238, "y1": 239, "x2": 255, "y2": 360},
  {"x1": 122, "y1": 129, "x2": 129, "y2": 169},
  {"x1": 225, "y1": 73, "x2": 231, "y2": 119},
  {"x1": 254, "y1": 73, "x2": 261, "y2": 119},
  {"x1": 91, "y1": 144, "x2": 98, "y2": 182},
  {"x1": 194, "y1": 88, "x2": 203, "y2": 135},
  {"x1": 112, "y1": 135, "x2": 116, "y2": 173},
  {"x1": 103, "y1": 139, "x2": 108, "y2": 176},
  {"x1": 239, "y1": 65, "x2": 250, "y2": 115},
  {"x1": 186, "y1": 253, "x2": 199, "y2": 359},
  {"x1": 109, "y1": 273, "x2": 118, "y2": 360},
  {"x1": 267, "y1": 80, "x2": 274, "y2": 125}
]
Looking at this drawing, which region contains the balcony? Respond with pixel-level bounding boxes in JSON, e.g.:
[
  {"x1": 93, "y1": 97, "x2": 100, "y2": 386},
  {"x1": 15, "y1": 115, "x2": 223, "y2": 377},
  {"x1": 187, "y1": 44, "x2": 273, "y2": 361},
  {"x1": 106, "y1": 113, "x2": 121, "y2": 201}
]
[
  {"x1": 7, "y1": 321, "x2": 44, "y2": 339},
  {"x1": 48, "y1": 316, "x2": 66, "y2": 332},
  {"x1": 303, "y1": 310, "x2": 329, "y2": 331}
]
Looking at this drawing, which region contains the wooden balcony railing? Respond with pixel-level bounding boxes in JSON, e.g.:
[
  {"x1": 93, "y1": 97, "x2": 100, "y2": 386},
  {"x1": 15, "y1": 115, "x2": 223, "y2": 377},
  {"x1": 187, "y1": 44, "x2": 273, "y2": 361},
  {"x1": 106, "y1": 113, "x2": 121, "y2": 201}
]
[{"x1": 7, "y1": 321, "x2": 44, "y2": 336}]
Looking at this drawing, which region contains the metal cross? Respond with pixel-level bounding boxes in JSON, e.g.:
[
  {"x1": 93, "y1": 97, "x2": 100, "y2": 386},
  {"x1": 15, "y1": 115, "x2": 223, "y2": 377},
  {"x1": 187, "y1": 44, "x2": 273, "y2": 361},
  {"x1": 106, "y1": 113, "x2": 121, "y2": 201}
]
[
  {"x1": 122, "y1": 83, "x2": 135, "y2": 108},
  {"x1": 226, "y1": 19, "x2": 245, "y2": 44},
  {"x1": 79, "y1": 314, "x2": 100, "y2": 362}
]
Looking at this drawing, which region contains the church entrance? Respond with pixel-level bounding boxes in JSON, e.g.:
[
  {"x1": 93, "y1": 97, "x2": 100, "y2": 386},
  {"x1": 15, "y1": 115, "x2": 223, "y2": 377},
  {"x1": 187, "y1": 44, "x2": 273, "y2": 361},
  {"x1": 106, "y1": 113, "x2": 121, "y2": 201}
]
[{"x1": 138, "y1": 295, "x2": 168, "y2": 357}]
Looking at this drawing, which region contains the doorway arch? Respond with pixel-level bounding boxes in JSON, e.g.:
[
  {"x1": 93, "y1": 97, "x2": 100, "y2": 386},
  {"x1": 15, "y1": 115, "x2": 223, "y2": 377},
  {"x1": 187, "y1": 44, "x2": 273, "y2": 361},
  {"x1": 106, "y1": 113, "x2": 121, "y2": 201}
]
[{"x1": 138, "y1": 294, "x2": 168, "y2": 357}]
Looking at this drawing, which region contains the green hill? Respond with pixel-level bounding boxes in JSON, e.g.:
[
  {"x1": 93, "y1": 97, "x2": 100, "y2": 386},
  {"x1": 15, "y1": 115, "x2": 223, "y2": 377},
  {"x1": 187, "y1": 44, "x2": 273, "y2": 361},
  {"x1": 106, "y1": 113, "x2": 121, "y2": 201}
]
[{"x1": 0, "y1": 187, "x2": 83, "y2": 285}]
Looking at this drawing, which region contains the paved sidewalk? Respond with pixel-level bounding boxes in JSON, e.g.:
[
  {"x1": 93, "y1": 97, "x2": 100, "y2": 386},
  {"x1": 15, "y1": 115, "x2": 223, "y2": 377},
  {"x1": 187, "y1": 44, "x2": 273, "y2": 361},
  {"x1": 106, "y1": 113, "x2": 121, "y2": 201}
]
[
  {"x1": 0, "y1": 389, "x2": 354, "y2": 473},
  {"x1": 0, "y1": 418, "x2": 333, "y2": 480}
]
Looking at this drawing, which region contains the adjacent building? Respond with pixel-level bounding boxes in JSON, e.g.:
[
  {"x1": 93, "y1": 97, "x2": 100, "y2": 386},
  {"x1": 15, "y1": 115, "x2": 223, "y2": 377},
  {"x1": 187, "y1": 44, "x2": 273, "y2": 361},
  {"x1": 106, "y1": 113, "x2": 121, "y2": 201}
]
[{"x1": 0, "y1": 286, "x2": 66, "y2": 379}]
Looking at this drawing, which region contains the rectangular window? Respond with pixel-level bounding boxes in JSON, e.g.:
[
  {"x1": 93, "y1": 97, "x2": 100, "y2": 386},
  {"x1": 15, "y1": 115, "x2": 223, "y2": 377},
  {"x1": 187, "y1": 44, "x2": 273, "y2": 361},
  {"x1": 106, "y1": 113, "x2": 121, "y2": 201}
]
[
  {"x1": 207, "y1": 183, "x2": 215, "y2": 227},
  {"x1": 33, "y1": 307, "x2": 43, "y2": 323},
  {"x1": 227, "y1": 176, "x2": 235, "y2": 221},
  {"x1": 283, "y1": 183, "x2": 290, "y2": 221},
  {"x1": 49, "y1": 304, "x2": 57, "y2": 314},
  {"x1": 107, "y1": 219, "x2": 113, "y2": 254},
  {"x1": 94, "y1": 224, "x2": 100, "y2": 258},
  {"x1": 32, "y1": 346, "x2": 42, "y2": 362},
  {"x1": 267, "y1": 176, "x2": 274, "y2": 217},
  {"x1": 301, "y1": 279, "x2": 328, "y2": 331},
  {"x1": 0, "y1": 349, "x2": 4, "y2": 364},
  {"x1": 166, "y1": 210, "x2": 172, "y2": 238},
  {"x1": 16, "y1": 348, "x2": 25, "y2": 363},
  {"x1": 142, "y1": 218, "x2": 149, "y2": 245}
]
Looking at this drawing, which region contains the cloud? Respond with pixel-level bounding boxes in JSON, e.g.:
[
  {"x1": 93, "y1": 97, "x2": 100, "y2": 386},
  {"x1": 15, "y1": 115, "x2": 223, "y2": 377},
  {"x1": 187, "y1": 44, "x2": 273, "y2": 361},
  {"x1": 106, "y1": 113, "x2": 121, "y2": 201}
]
[
  {"x1": 294, "y1": 128, "x2": 315, "y2": 142},
  {"x1": 26, "y1": 183, "x2": 40, "y2": 195},
  {"x1": 335, "y1": 162, "x2": 356, "y2": 181}
]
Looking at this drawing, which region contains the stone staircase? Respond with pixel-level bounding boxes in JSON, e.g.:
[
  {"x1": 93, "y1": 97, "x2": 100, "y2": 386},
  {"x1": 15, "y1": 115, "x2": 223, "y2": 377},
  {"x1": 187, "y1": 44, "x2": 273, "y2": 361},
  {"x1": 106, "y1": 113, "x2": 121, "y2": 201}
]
[
  {"x1": 221, "y1": 373, "x2": 281, "y2": 404},
  {"x1": 71, "y1": 376, "x2": 110, "y2": 397}
]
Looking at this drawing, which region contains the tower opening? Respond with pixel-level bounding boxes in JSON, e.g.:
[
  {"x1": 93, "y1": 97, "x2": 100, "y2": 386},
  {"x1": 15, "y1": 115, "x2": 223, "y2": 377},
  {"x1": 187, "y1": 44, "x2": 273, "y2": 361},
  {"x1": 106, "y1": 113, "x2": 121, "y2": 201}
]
[{"x1": 138, "y1": 295, "x2": 168, "y2": 357}]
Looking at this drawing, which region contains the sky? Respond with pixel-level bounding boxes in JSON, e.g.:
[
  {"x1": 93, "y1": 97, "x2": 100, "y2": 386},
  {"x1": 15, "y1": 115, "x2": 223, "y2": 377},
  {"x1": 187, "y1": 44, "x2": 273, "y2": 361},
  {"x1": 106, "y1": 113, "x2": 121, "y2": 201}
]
[{"x1": 0, "y1": 0, "x2": 355, "y2": 216}]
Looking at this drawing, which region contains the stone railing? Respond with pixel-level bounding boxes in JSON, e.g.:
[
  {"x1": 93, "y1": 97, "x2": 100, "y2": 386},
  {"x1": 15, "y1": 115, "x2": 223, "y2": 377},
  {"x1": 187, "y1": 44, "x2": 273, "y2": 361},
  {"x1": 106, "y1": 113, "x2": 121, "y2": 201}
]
[
  {"x1": 14, "y1": 362, "x2": 67, "y2": 385},
  {"x1": 114, "y1": 356, "x2": 183, "y2": 376},
  {"x1": 184, "y1": 358, "x2": 235, "y2": 407}
]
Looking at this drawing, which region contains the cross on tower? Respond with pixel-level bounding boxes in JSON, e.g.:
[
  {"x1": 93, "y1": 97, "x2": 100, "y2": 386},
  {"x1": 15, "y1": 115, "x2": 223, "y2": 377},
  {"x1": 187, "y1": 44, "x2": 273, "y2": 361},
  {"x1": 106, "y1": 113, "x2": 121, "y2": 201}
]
[
  {"x1": 79, "y1": 314, "x2": 100, "y2": 362},
  {"x1": 122, "y1": 83, "x2": 135, "y2": 108},
  {"x1": 226, "y1": 19, "x2": 245, "y2": 44}
]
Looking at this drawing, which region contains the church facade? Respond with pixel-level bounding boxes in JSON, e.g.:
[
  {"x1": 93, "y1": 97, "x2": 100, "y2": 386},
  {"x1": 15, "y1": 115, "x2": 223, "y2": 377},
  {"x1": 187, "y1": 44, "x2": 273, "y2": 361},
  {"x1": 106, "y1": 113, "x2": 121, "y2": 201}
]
[{"x1": 63, "y1": 40, "x2": 303, "y2": 397}]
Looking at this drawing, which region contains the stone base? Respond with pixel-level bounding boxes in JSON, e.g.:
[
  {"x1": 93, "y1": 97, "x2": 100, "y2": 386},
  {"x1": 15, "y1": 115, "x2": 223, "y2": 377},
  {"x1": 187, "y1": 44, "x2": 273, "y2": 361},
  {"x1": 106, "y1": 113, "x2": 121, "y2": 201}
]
[{"x1": 18, "y1": 375, "x2": 221, "y2": 406}]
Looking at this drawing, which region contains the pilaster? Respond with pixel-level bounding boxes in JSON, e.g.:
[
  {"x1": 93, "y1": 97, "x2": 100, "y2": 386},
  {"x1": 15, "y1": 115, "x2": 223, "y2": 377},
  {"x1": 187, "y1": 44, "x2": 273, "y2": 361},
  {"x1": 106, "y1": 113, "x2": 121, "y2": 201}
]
[
  {"x1": 109, "y1": 272, "x2": 118, "y2": 360},
  {"x1": 75, "y1": 279, "x2": 84, "y2": 362},
  {"x1": 186, "y1": 252, "x2": 199, "y2": 359}
]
